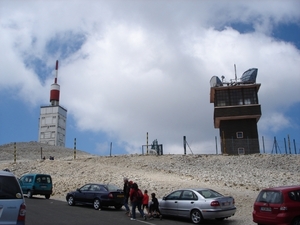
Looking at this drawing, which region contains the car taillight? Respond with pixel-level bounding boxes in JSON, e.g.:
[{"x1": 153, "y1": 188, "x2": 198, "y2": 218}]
[
  {"x1": 233, "y1": 198, "x2": 235, "y2": 205},
  {"x1": 210, "y1": 201, "x2": 220, "y2": 206},
  {"x1": 108, "y1": 193, "x2": 113, "y2": 199},
  {"x1": 18, "y1": 203, "x2": 26, "y2": 221}
]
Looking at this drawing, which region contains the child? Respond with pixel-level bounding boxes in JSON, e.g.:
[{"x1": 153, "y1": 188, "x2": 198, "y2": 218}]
[
  {"x1": 149, "y1": 193, "x2": 162, "y2": 220},
  {"x1": 142, "y1": 190, "x2": 149, "y2": 215}
]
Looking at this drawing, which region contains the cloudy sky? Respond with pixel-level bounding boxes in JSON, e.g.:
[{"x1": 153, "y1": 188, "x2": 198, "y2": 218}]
[{"x1": 0, "y1": 0, "x2": 299, "y2": 155}]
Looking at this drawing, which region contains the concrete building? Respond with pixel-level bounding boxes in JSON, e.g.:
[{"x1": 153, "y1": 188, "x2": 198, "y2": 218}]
[
  {"x1": 38, "y1": 60, "x2": 67, "y2": 146},
  {"x1": 210, "y1": 68, "x2": 261, "y2": 154}
]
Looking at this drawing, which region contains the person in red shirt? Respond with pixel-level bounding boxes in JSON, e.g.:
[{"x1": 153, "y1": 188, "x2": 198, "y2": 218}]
[
  {"x1": 142, "y1": 190, "x2": 149, "y2": 215},
  {"x1": 129, "y1": 183, "x2": 146, "y2": 221}
]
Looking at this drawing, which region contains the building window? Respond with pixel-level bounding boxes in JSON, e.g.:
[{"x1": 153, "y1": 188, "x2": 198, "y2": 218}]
[
  {"x1": 215, "y1": 87, "x2": 258, "y2": 106},
  {"x1": 229, "y1": 89, "x2": 243, "y2": 105},
  {"x1": 44, "y1": 132, "x2": 51, "y2": 138},
  {"x1": 215, "y1": 90, "x2": 229, "y2": 106},
  {"x1": 243, "y1": 88, "x2": 258, "y2": 105},
  {"x1": 236, "y1": 132, "x2": 243, "y2": 138},
  {"x1": 238, "y1": 148, "x2": 245, "y2": 155}
]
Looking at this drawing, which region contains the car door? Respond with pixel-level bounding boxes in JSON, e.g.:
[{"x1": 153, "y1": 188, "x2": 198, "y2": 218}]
[
  {"x1": 286, "y1": 190, "x2": 300, "y2": 220},
  {"x1": 159, "y1": 190, "x2": 182, "y2": 216},
  {"x1": 20, "y1": 175, "x2": 33, "y2": 194},
  {"x1": 84, "y1": 184, "x2": 100, "y2": 204},
  {"x1": 177, "y1": 190, "x2": 197, "y2": 217},
  {"x1": 76, "y1": 184, "x2": 91, "y2": 203}
]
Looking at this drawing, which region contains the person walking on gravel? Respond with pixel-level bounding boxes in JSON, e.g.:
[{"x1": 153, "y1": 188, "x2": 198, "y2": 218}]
[
  {"x1": 129, "y1": 183, "x2": 146, "y2": 221},
  {"x1": 123, "y1": 177, "x2": 131, "y2": 216}
]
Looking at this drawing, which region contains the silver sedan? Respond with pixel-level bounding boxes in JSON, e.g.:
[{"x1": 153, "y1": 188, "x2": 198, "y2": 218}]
[{"x1": 159, "y1": 188, "x2": 236, "y2": 224}]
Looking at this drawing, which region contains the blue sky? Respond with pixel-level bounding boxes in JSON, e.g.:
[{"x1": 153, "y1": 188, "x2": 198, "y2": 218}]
[{"x1": 0, "y1": 0, "x2": 299, "y2": 155}]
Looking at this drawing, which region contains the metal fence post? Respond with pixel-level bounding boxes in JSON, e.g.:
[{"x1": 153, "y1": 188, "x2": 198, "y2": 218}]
[
  {"x1": 110, "y1": 142, "x2": 112, "y2": 156},
  {"x1": 14, "y1": 142, "x2": 16, "y2": 163},
  {"x1": 231, "y1": 137, "x2": 234, "y2": 154},
  {"x1": 146, "y1": 132, "x2": 148, "y2": 154},
  {"x1": 215, "y1": 136, "x2": 218, "y2": 154},
  {"x1": 293, "y1": 139, "x2": 297, "y2": 154},
  {"x1": 74, "y1": 138, "x2": 76, "y2": 159},
  {"x1": 262, "y1": 136, "x2": 265, "y2": 153},
  {"x1": 284, "y1": 138, "x2": 287, "y2": 154},
  {"x1": 183, "y1": 136, "x2": 186, "y2": 155}
]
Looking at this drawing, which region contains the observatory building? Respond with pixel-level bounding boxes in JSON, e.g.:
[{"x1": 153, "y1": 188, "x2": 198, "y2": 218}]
[
  {"x1": 209, "y1": 68, "x2": 261, "y2": 155},
  {"x1": 38, "y1": 60, "x2": 67, "y2": 146}
]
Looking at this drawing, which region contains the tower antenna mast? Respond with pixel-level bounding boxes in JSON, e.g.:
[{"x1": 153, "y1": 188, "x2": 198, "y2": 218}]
[
  {"x1": 234, "y1": 64, "x2": 237, "y2": 82},
  {"x1": 55, "y1": 60, "x2": 58, "y2": 83}
]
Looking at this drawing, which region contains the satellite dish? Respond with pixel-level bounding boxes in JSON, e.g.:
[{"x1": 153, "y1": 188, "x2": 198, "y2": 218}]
[
  {"x1": 241, "y1": 68, "x2": 258, "y2": 84},
  {"x1": 210, "y1": 76, "x2": 223, "y2": 87}
]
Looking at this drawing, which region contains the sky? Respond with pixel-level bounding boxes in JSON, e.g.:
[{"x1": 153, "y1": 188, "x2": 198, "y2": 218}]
[{"x1": 0, "y1": 0, "x2": 299, "y2": 156}]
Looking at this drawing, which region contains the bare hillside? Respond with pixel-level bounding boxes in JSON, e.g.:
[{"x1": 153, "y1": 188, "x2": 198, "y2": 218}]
[{"x1": 1, "y1": 142, "x2": 299, "y2": 225}]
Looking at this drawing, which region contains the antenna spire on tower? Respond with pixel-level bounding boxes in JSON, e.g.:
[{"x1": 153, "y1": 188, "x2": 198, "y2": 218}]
[
  {"x1": 234, "y1": 64, "x2": 237, "y2": 82},
  {"x1": 55, "y1": 60, "x2": 58, "y2": 84}
]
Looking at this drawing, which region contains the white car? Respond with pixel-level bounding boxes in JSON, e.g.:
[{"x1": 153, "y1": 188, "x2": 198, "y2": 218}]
[
  {"x1": 0, "y1": 170, "x2": 26, "y2": 224},
  {"x1": 159, "y1": 188, "x2": 236, "y2": 224}
]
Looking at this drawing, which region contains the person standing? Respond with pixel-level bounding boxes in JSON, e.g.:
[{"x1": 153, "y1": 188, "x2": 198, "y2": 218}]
[
  {"x1": 142, "y1": 190, "x2": 149, "y2": 215},
  {"x1": 129, "y1": 183, "x2": 146, "y2": 221},
  {"x1": 123, "y1": 177, "x2": 130, "y2": 215}
]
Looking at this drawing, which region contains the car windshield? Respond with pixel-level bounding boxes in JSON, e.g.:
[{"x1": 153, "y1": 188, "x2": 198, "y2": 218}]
[
  {"x1": 197, "y1": 189, "x2": 223, "y2": 198},
  {"x1": 36, "y1": 175, "x2": 51, "y2": 183},
  {"x1": 106, "y1": 184, "x2": 121, "y2": 191},
  {"x1": 256, "y1": 190, "x2": 282, "y2": 204},
  {"x1": 0, "y1": 176, "x2": 22, "y2": 199}
]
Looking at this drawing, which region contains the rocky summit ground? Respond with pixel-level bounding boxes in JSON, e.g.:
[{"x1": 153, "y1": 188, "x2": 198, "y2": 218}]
[{"x1": 1, "y1": 142, "x2": 300, "y2": 225}]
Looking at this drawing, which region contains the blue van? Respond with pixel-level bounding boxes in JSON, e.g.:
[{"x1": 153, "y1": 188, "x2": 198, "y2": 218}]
[{"x1": 19, "y1": 173, "x2": 53, "y2": 199}]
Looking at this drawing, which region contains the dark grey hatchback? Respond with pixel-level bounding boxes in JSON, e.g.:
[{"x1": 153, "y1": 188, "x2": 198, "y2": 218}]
[{"x1": 66, "y1": 183, "x2": 124, "y2": 210}]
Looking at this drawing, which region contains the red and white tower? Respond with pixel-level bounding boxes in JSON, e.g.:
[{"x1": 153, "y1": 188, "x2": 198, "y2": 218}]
[
  {"x1": 50, "y1": 60, "x2": 60, "y2": 106},
  {"x1": 38, "y1": 60, "x2": 67, "y2": 147}
]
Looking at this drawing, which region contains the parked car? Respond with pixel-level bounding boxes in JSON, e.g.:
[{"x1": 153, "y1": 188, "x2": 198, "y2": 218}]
[
  {"x1": 253, "y1": 185, "x2": 300, "y2": 225},
  {"x1": 66, "y1": 183, "x2": 124, "y2": 210},
  {"x1": 158, "y1": 188, "x2": 236, "y2": 224},
  {"x1": 19, "y1": 173, "x2": 53, "y2": 199},
  {"x1": 0, "y1": 170, "x2": 26, "y2": 225}
]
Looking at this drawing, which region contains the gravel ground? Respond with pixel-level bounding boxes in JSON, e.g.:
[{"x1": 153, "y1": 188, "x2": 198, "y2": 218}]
[{"x1": 1, "y1": 142, "x2": 300, "y2": 225}]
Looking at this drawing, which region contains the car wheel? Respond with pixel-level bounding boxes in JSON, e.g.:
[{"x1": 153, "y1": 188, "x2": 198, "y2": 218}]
[
  {"x1": 45, "y1": 194, "x2": 50, "y2": 199},
  {"x1": 190, "y1": 209, "x2": 202, "y2": 224},
  {"x1": 292, "y1": 217, "x2": 300, "y2": 225},
  {"x1": 93, "y1": 198, "x2": 101, "y2": 210},
  {"x1": 27, "y1": 190, "x2": 32, "y2": 198},
  {"x1": 114, "y1": 204, "x2": 122, "y2": 210},
  {"x1": 67, "y1": 195, "x2": 75, "y2": 206}
]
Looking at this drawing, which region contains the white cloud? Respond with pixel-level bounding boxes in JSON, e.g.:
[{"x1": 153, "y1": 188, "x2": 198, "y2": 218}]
[
  {"x1": 260, "y1": 112, "x2": 291, "y2": 133},
  {"x1": 0, "y1": 0, "x2": 299, "y2": 153}
]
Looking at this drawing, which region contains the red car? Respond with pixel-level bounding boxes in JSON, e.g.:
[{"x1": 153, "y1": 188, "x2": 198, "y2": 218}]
[{"x1": 253, "y1": 185, "x2": 300, "y2": 225}]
